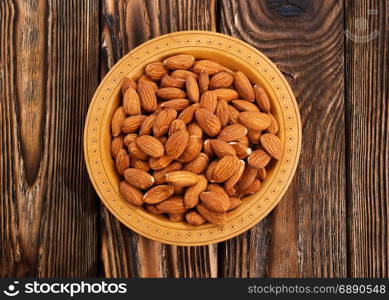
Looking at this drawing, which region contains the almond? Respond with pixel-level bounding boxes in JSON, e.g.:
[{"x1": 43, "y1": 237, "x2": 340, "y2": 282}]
[
  {"x1": 260, "y1": 133, "x2": 283, "y2": 160},
  {"x1": 137, "y1": 75, "x2": 158, "y2": 90},
  {"x1": 139, "y1": 114, "x2": 156, "y2": 136},
  {"x1": 160, "y1": 74, "x2": 185, "y2": 89},
  {"x1": 169, "y1": 213, "x2": 185, "y2": 222},
  {"x1": 213, "y1": 155, "x2": 240, "y2": 183},
  {"x1": 200, "y1": 191, "x2": 229, "y2": 212},
  {"x1": 186, "y1": 75, "x2": 200, "y2": 103},
  {"x1": 123, "y1": 133, "x2": 138, "y2": 147},
  {"x1": 236, "y1": 135, "x2": 249, "y2": 147},
  {"x1": 210, "y1": 139, "x2": 236, "y2": 158},
  {"x1": 238, "y1": 111, "x2": 271, "y2": 131},
  {"x1": 205, "y1": 160, "x2": 218, "y2": 182},
  {"x1": 160, "y1": 99, "x2": 190, "y2": 111},
  {"x1": 116, "y1": 149, "x2": 130, "y2": 175},
  {"x1": 124, "y1": 168, "x2": 154, "y2": 190},
  {"x1": 143, "y1": 184, "x2": 174, "y2": 204},
  {"x1": 111, "y1": 135, "x2": 124, "y2": 158},
  {"x1": 196, "y1": 204, "x2": 227, "y2": 225},
  {"x1": 156, "y1": 87, "x2": 186, "y2": 100},
  {"x1": 137, "y1": 82, "x2": 158, "y2": 112},
  {"x1": 165, "y1": 171, "x2": 199, "y2": 187},
  {"x1": 121, "y1": 115, "x2": 146, "y2": 134},
  {"x1": 123, "y1": 88, "x2": 141, "y2": 115},
  {"x1": 198, "y1": 70, "x2": 209, "y2": 94},
  {"x1": 164, "y1": 54, "x2": 195, "y2": 70},
  {"x1": 153, "y1": 109, "x2": 177, "y2": 137},
  {"x1": 145, "y1": 61, "x2": 168, "y2": 81},
  {"x1": 165, "y1": 130, "x2": 189, "y2": 159},
  {"x1": 168, "y1": 119, "x2": 187, "y2": 136},
  {"x1": 215, "y1": 99, "x2": 229, "y2": 127},
  {"x1": 247, "y1": 129, "x2": 261, "y2": 144},
  {"x1": 178, "y1": 135, "x2": 202, "y2": 163},
  {"x1": 121, "y1": 77, "x2": 137, "y2": 95},
  {"x1": 224, "y1": 159, "x2": 245, "y2": 195},
  {"x1": 213, "y1": 88, "x2": 239, "y2": 101},
  {"x1": 193, "y1": 60, "x2": 224, "y2": 75},
  {"x1": 184, "y1": 175, "x2": 207, "y2": 208},
  {"x1": 119, "y1": 181, "x2": 143, "y2": 206},
  {"x1": 227, "y1": 105, "x2": 240, "y2": 124},
  {"x1": 239, "y1": 179, "x2": 261, "y2": 196},
  {"x1": 153, "y1": 161, "x2": 182, "y2": 185},
  {"x1": 234, "y1": 71, "x2": 254, "y2": 101},
  {"x1": 248, "y1": 149, "x2": 271, "y2": 169},
  {"x1": 171, "y1": 69, "x2": 198, "y2": 80},
  {"x1": 199, "y1": 91, "x2": 217, "y2": 113},
  {"x1": 254, "y1": 85, "x2": 271, "y2": 112},
  {"x1": 128, "y1": 141, "x2": 149, "y2": 160},
  {"x1": 207, "y1": 183, "x2": 229, "y2": 199},
  {"x1": 232, "y1": 100, "x2": 259, "y2": 112},
  {"x1": 130, "y1": 158, "x2": 151, "y2": 172},
  {"x1": 156, "y1": 196, "x2": 186, "y2": 214},
  {"x1": 218, "y1": 124, "x2": 248, "y2": 142},
  {"x1": 209, "y1": 71, "x2": 234, "y2": 89},
  {"x1": 203, "y1": 139, "x2": 214, "y2": 157},
  {"x1": 149, "y1": 155, "x2": 173, "y2": 170},
  {"x1": 187, "y1": 122, "x2": 203, "y2": 138},
  {"x1": 183, "y1": 153, "x2": 209, "y2": 174},
  {"x1": 111, "y1": 106, "x2": 126, "y2": 136},
  {"x1": 267, "y1": 113, "x2": 279, "y2": 134},
  {"x1": 195, "y1": 108, "x2": 221, "y2": 137},
  {"x1": 178, "y1": 103, "x2": 199, "y2": 124},
  {"x1": 258, "y1": 167, "x2": 267, "y2": 181},
  {"x1": 186, "y1": 211, "x2": 206, "y2": 225},
  {"x1": 228, "y1": 197, "x2": 242, "y2": 211},
  {"x1": 136, "y1": 135, "x2": 164, "y2": 158},
  {"x1": 229, "y1": 142, "x2": 252, "y2": 159},
  {"x1": 237, "y1": 166, "x2": 257, "y2": 191}
]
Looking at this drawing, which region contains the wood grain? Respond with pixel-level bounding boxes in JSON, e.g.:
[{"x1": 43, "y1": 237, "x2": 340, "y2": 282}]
[
  {"x1": 345, "y1": 0, "x2": 389, "y2": 277},
  {"x1": 0, "y1": 0, "x2": 100, "y2": 277},
  {"x1": 100, "y1": 0, "x2": 218, "y2": 278},
  {"x1": 219, "y1": 0, "x2": 347, "y2": 277}
]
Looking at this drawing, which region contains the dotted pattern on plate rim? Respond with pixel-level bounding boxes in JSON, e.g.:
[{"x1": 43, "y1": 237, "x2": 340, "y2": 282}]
[{"x1": 85, "y1": 32, "x2": 300, "y2": 245}]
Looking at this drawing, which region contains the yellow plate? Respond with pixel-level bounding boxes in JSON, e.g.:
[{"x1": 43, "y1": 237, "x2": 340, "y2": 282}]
[{"x1": 84, "y1": 31, "x2": 301, "y2": 246}]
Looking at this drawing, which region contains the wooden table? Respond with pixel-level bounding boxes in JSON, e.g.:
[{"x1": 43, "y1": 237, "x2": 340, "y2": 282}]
[{"x1": 0, "y1": 0, "x2": 388, "y2": 278}]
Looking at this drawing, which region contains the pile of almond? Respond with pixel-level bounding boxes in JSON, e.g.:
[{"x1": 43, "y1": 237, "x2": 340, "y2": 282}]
[{"x1": 110, "y1": 54, "x2": 283, "y2": 225}]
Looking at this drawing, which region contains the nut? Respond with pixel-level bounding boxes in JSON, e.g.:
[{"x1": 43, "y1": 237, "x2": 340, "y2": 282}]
[
  {"x1": 124, "y1": 168, "x2": 154, "y2": 190},
  {"x1": 143, "y1": 185, "x2": 174, "y2": 204},
  {"x1": 234, "y1": 71, "x2": 255, "y2": 101},
  {"x1": 260, "y1": 133, "x2": 283, "y2": 160},
  {"x1": 119, "y1": 181, "x2": 143, "y2": 206},
  {"x1": 195, "y1": 108, "x2": 221, "y2": 137},
  {"x1": 165, "y1": 171, "x2": 199, "y2": 187},
  {"x1": 164, "y1": 54, "x2": 195, "y2": 70},
  {"x1": 136, "y1": 135, "x2": 165, "y2": 158},
  {"x1": 184, "y1": 175, "x2": 207, "y2": 208}
]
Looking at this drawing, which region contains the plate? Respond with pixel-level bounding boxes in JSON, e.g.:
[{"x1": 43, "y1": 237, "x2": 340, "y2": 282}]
[{"x1": 84, "y1": 31, "x2": 301, "y2": 246}]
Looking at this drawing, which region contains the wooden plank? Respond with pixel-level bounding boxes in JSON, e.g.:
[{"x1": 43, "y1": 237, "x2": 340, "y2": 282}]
[
  {"x1": 345, "y1": 0, "x2": 389, "y2": 277},
  {"x1": 99, "y1": 0, "x2": 218, "y2": 278},
  {"x1": 219, "y1": 0, "x2": 347, "y2": 277},
  {"x1": 0, "y1": 0, "x2": 100, "y2": 277}
]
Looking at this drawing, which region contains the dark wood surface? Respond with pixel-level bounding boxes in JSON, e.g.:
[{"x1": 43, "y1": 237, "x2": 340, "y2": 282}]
[{"x1": 0, "y1": 0, "x2": 387, "y2": 278}]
